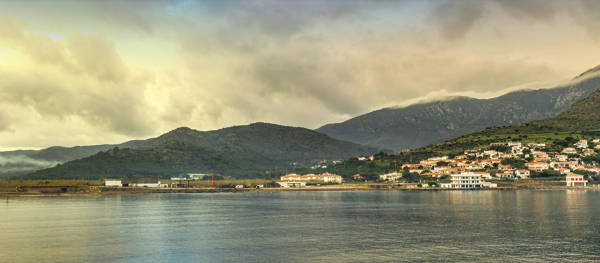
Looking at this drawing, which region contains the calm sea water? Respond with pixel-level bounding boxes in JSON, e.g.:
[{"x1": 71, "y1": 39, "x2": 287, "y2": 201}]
[{"x1": 1, "y1": 190, "x2": 599, "y2": 262}]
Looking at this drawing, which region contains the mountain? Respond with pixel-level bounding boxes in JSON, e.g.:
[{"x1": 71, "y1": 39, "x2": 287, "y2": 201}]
[
  {"x1": 421, "y1": 88, "x2": 600, "y2": 154},
  {"x1": 317, "y1": 67, "x2": 600, "y2": 151},
  {"x1": 0, "y1": 140, "x2": 146, "y2": 177},
  {"x1": 25, "y1": 123, "x2": 380, "y2": 179}
]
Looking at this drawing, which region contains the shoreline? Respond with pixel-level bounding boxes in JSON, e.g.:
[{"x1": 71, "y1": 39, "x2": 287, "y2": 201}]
[{"x1": 2, "y1": 184, "x2": 598, "y2": 197}]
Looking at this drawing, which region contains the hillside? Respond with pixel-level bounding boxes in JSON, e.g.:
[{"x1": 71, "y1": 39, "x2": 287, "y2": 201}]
[
  {"x1": 422, "y1": 89, "x2": 600, "y2": 154},
  {"x1": 317, "y1": 68, "x2": 600, "y2": 151},
  {"x1": 26, "y1": 123, "x2": 380, "y2": 179},
  {"x1": 301, "y1": 88, "x2": 600, "y2": 179},
  {"x1": 0, "y1": 140, "x2": 145, "y2": 177}
]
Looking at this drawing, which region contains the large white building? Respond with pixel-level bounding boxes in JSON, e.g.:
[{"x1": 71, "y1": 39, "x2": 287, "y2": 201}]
[
  {"x1": 566, "y1": 173, "x2": 587, "y2": 187},
  {"x1": 280, "y1": 173, "x2": 343, "y2": 183},
  {"x1": 441, "y1": 173, "x2": 497, "y2": 189}
]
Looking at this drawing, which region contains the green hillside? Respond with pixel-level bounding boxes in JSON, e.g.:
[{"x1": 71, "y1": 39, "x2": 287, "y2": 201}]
[
  {"x1": 421, "y1": 89, "x2": 600, "y2": 154},
  {"x1": 25, "y1": 123, "x2": 381, "y2": 179}
]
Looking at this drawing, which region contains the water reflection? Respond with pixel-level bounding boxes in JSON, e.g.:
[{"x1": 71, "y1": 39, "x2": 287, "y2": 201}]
[{"x1": 1, "y1": 191, "x2": 599, "y2": 262}]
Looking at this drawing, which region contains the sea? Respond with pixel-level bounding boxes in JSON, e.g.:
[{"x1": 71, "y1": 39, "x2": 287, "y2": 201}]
[{"x1": 1, "y1": 190, "x2": 599, "y2": 262}]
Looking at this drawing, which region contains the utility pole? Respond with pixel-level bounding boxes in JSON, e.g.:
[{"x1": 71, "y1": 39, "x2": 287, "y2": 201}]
[{"x1": 211, "y1": 174, "x2": 215, "y2": 188}]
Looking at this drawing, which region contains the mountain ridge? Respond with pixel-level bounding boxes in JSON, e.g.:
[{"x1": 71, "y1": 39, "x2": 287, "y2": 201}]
[
  {"x1": 317, "y1": 70, "x2": 600, "y2": 151},
  {"x1": 24, "y1": 122, "x2": 381, "y2": 179}
]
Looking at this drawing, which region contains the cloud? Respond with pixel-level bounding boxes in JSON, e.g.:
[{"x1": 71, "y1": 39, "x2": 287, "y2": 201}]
[
  {"x1": 0, "y1": 155, "x2": 59, "y2": 173},
  {"x1": 0, "y1": 20, "x2": 155, "y2": 138},
  {"x1": 0, "y1": 1, "x2": 600, "y2": 150},
  {"x1": 431, "y1": 0, "x2": 486, "y2": 41}
]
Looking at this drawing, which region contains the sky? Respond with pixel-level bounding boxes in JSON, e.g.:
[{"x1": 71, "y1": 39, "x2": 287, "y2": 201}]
[{"x1": 1, "y1": 0, "x2": 600, "y2": 150}]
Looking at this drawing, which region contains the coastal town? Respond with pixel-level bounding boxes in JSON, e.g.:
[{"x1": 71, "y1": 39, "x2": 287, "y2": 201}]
[
  {"x1": 89, "y1": 138, "x2": 600, "y2": 191},
  {"x1": 373, "y1": 138, "x2": 600, "y2": 188},
  {"x1": 4, "y1": 138, "x2": 599, "y2": 196}
]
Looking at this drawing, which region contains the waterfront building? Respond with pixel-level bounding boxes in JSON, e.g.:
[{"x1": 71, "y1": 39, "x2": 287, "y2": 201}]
[
  {"x1": 566, "y1": 173, "x2": 587, "y2": 187},
  {"x1": 280, "y1": 173, "x2": 343, "y2": 183},
  {"x1": 104, "y1": 179, "x2": 122, "y2": 187},
  {"x1": 278, "y1": 181, "x2": 306, "y2": 188},
  {"x1": 441, "y1": 172, "x2": 497, "y2": 189}
]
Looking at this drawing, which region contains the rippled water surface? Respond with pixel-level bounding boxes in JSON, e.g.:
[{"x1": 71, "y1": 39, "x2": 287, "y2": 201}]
[{"x1": 1, "y1": 190, "x2": 600, "y2": 262}]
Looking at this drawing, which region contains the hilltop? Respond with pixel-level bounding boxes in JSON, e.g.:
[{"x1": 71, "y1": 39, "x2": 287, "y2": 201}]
[
  {"x1": 317, "y1": 66, "x2": 600, "y2": 151},
  {"x1": 25, "y1": 123, "x2": 380, "y2": 179},
  {"x1": 420, "y1": 88, "x2": 600, "y2": 154}
]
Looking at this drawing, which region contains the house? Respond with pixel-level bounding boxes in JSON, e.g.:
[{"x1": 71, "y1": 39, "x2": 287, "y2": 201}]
[
  {"x1": 566, "y1": 173, "x2": 587, "y2": 187},
  {"x1": 496, "y1": 172, "x2": 515, "y2": 179},
  {"x1": 515, "y1": 170, "x2": 530, "y2": 179},
  {"x1": 562, "y1": 148, "x2": 578, "y2": 154},
  {"x1": 441, "y1": 172, "x2": 497, "y2": 189},
  {"x1": 235, "y1": 185, "x2": 245, "y2": 189},
  {"x1": 471, "y1": 172, "x2": 492, "y2": 179},
  {"x1": 525, "y1": 162, "x2": 549, "y2": 172},
  {"x1": 575, "y1": 140, "x2": 588, "y2": 149},
  {"x1": 104, "y1": 179, "x2": 122, "y2": 187},
  {"x1": 319, "y1": 173, "x2": 343, "y2": 183},
  {"x1": 498, "y1": 164, "x2": 513, "y2": 171},
  {"x1": 508, "y1": 142, "x2": 522, "y2": 147},
  {"x1": 551, "y1": 161, "x2": 571, "y2": 169},
  {"x1": 555, "y1": 154, "x2": 569, "y2": 162},
  {"x1": 433, "y1": 166, "x2": 452, "y2": 174},
  {"x1": 352, "y1": 174, "x2": 364, "y2": 181},
  {"x1": 379, "y1": 172, "x2": 403, "y2": 181},
  {"x1": 583, "y1": 149, "x2": 595, "y2": 156},
  {"x1": 555, "y1": 168, "x2": 571, "y2": 175}
]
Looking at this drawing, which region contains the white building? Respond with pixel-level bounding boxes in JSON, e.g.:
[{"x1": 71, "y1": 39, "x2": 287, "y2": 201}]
[
  {"x1": 187, "y1": 173, "x2": 209, "y2": 180},
  {"x1": 525, "y1": 162, "x2": 549, "y2": 172},
  {"x1": 278, "y1": 181, "x2": 306, "y2": 188},
  {"x1": 379, "y1": 172, "x2": 403, "y2": 181},
  {"x1": 515, "y1": 170, "x2": 530, "y2": 179},
  {"x1": 566, "y1": 173, "x2": 587, "y2": 187},
  {"x1": 280, "y1": 173, "x2": 343, "y2": 183},
  {"x1": 575, "y1": 140, "x2": 588, "y2": 149},
  {"x1": 441, "y1": 173, "x2": 497, "y2": 189},
  {"x1": 130, "y1": 181, "x2": 167, "y2": 188},
  {"x1": 104, "y1": 179, "x2": 122, "y2": 187}
]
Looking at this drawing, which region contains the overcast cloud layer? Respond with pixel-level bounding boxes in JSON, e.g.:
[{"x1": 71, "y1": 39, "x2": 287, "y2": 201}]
[{"x1": 1, "y1": 0, "x2": 600, "y2": 150}]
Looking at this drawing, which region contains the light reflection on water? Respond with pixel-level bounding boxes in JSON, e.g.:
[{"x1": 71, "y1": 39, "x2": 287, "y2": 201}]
[{"x1": 1, "y1": 190, "x2": 599, "y2": 262}]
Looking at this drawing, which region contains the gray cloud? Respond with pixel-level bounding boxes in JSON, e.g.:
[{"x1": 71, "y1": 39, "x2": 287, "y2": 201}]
[
  {"x1": 492, "y1": 0, "x2": 557, "y2": 20},
  {"x1": 0, "y1": 0, "x2": 599, "y2": 150},
  {"x1": 432, "y1": 0, "x2": 485, "y2": 41},
  {"x1": 431, "y1": 0, "x2": 600, "y2": 40}
]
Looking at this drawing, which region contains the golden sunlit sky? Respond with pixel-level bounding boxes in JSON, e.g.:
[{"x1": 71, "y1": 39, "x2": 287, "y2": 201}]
[{"x1": 1, "y1": 0, "x2": 600, "y2": 150}]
